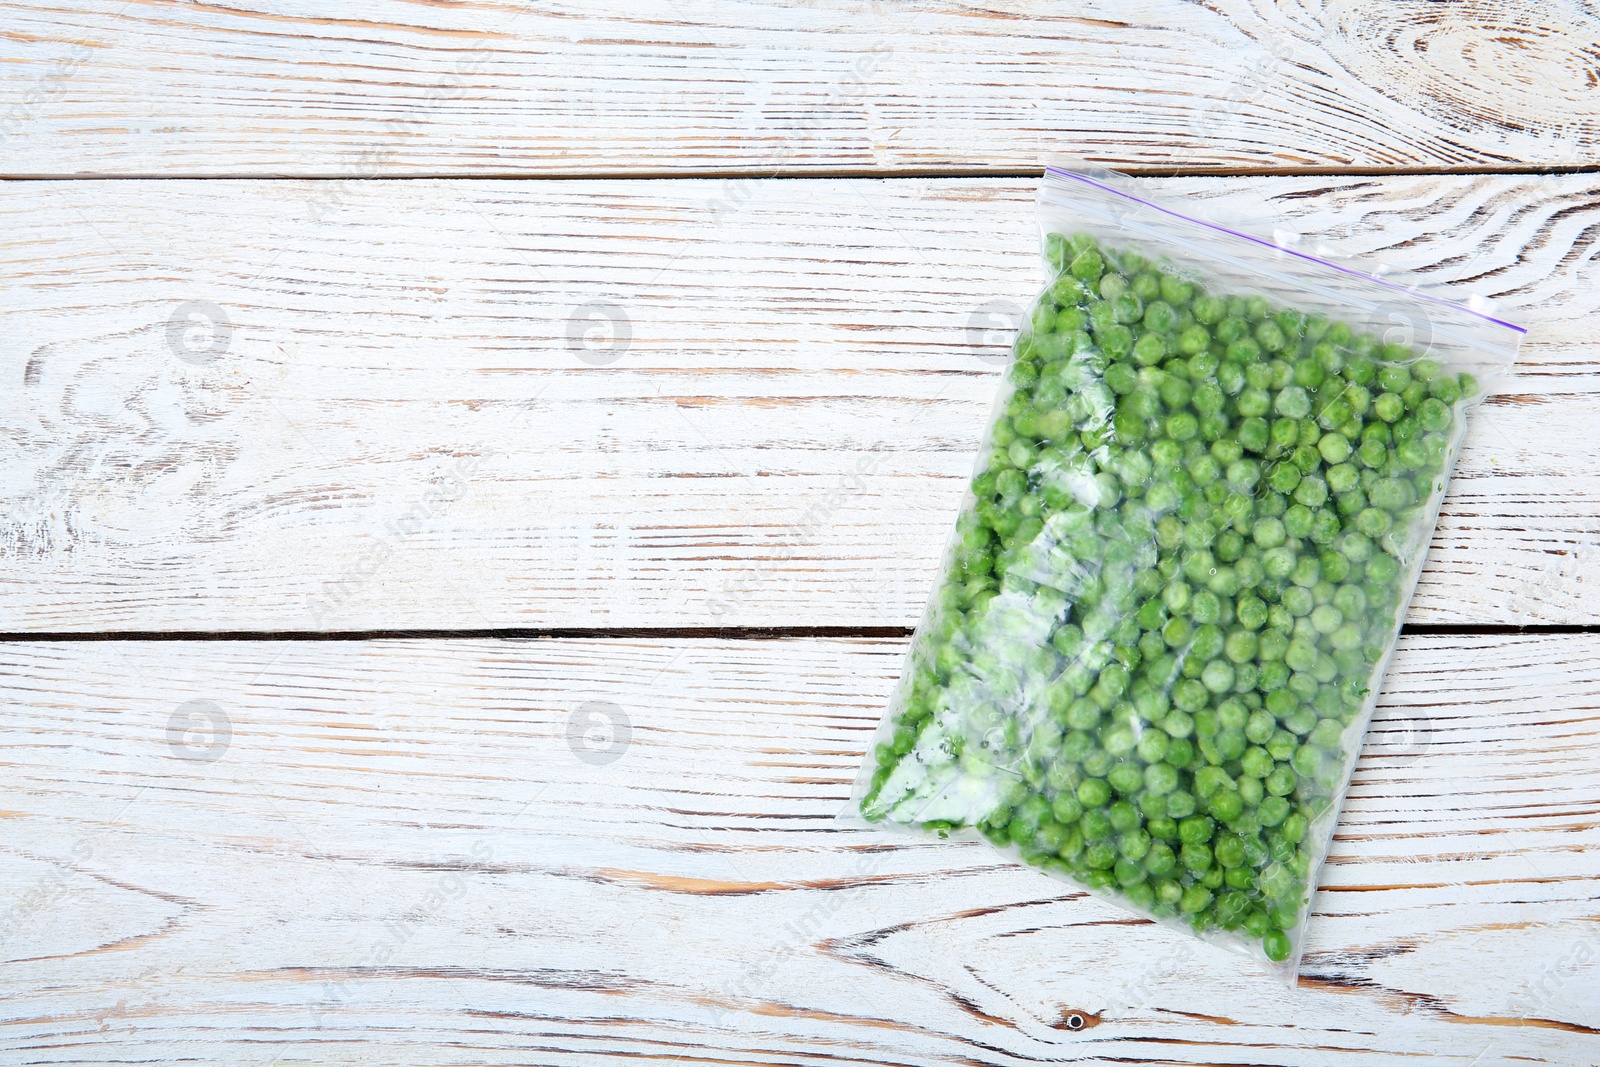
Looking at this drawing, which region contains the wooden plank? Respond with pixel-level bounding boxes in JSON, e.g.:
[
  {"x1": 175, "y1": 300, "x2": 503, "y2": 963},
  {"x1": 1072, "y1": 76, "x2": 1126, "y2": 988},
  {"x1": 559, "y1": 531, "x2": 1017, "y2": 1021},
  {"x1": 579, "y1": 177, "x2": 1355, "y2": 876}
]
[
  {"x1": 0, "y1": 633, "x2": 1595, "y2": 1064},
  {"x1": 1, "y1": 173, "x2": 1594, "y2": 631},
  {"x1": 0, "y1": 1, "x2": 1597, "y2": 177}
]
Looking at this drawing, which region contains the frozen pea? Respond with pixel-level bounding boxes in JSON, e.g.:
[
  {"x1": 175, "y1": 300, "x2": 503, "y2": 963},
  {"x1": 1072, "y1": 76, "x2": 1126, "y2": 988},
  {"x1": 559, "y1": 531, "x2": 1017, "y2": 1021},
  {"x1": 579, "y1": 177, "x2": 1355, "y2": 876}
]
[
  {"x1": 1262, "y1": 928, "x2": 1292, "y2": 962},
  {"x1": 1109, "y1": 763, "x2": 1145, "y2": 795},
  {"x1": 1202, "y1": 660, "x2": 1236, "y2": 693},
  {"x1": 1180, "y1": 885, "x2": 1214, "y2": 914},
  {"x1": 1317, "y1": 432, "x2": 1352, "y2": 465}
]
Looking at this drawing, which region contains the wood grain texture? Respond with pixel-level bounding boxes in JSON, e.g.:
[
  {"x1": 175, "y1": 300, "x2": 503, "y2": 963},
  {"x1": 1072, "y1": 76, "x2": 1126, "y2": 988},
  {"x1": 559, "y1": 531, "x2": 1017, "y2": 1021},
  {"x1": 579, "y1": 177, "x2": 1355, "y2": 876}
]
[
  {"x1": 2, "y1": 173, "x2": 1593, "y2": 632},
  {"x1": 0, "y1": 0, "x2": 1597, "y2": 177},
  {"x1": 0, "y1": 634, "x2": 1596, "y2": 1065}
]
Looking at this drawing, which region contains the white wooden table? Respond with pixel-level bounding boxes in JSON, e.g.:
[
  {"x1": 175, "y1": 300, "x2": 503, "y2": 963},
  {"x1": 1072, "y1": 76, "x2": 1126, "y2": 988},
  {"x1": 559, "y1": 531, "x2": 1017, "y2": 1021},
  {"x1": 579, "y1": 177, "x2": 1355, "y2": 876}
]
[{"x1": 2, "y1": 3, "x2": 1597, "y2": 1064}]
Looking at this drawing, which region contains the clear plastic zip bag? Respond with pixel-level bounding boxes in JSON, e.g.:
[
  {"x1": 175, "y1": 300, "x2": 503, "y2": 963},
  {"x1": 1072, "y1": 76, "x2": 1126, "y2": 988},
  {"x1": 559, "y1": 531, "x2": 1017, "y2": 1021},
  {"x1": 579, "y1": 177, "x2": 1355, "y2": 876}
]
[{"x1": 844, "y1": 162, "x2": 1524, "y2": 979}]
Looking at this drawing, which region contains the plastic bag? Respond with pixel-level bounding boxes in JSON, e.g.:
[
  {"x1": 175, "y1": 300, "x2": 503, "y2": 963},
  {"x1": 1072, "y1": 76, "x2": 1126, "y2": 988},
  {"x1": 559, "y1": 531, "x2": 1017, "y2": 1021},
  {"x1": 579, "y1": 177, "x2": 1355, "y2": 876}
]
[{"x1": 845, "y1": 162, "x2": 1524, "y2": 979}]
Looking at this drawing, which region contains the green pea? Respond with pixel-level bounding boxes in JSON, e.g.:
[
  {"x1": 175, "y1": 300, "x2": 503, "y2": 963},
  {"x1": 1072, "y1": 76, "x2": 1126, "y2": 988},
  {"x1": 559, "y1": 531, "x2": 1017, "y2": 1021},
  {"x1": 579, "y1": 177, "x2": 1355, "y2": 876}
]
[
  {"x1": 1144, "y1": 841, "x2": 1178, "y2": 877},
  {"x1": 1262, "y1": 928, "x2": 1292, "y2": 962},
  {"x1": 1051, "y1": 791, "x2": 1084, "y2": 823},
  {"x1": 1283, "y1": 706, "x2": 1317, "y2": 737},
  {"x1": 1245, "y1": 710, "x2": 1277, "y2": 746},
  {"x1": 1310, "y1": 604, "x2": 1342, "y2": 634},
  {"x1": 1208, "y1": 789, "x2": 1244, "y2": 822},
  {"x1": 1254, "y1": 518, "x2": 1287, "y2": 549},
  {"x1": 1214, "y1": 834, "x2": 1247, "y2": 869},
  {"x1": 1109, "y1": 763, "x2": 1145, "y2": 795},
  {"x1": 1237, "y1": 416, "x2": 1270, "y2": 453},
  {"x1": 1177, "y1": 884, "x2": 1211, "y2": 915},
  {"x1": 1258, "y1": 795, "x2": 1291, "y2": 827},
  {"x1": 1165, "y1": 790, "x2": 1197, "y2": 819},
  {"x1": 1432, "y1": 375, "x2": 1463, "y2": 405},
  {"x1": 1332, "y1": 584, "x2": 1367, "y2": 618},
  {"x1": 1317, "y1": 432, "x2": 1352, "y2": 465},
  {"x1": 1223, "y1": 630, "x2": 1259, "y2": 663},
  {"x1": 1192, "y1": 295, "x2": 1224, "y2": 323},
  {"x1": 1236, "y1": 597, "x2": 1268, "y2": 631},
  {"x1": 1068, "y1": 805, "x2": 1106, "y2": 842},
  {"x1": 1269, "y1": 417, "x2": 1298, "y2": 451},
  {"x1": 1234, "y1": 385, "x2": 1270, "y2": 418},
  {"x1": 1282, "y1": 504, "x2": 1314, "y2": 540},
  {"x1": 1134, "y1": 332, "x2": 1168, "y2": 366},
  {"x1": 1161, "y1": 709, "x2": 1193, "y2": 739},
  {"x1": 1237, "y1": 775, "x2": 1265, "y2": 807},
  {"x1": 1084, "y1": 842, "x2": 1117, "y2": 869},
  {"x1": 1202, "y1": 660, "x2": 1236, "y2": 694},
  {"x1": 1191, "y1": 588, "x2": 1222, "y2": 624},
  {"x1": 1119, "y1": 828, "x2": 1152, "y2": 862},
  {"x1": 1240, "y1": 745, "x2": 1274, "y2": 779},
  {"x1": 1293, "y1": 475, "x2": 1328, "y2": 508},
  {"x1": 1267, "y1": 460, "x2": 1301, "y2": 495},
  {"x1": 1070, "y1": 247, "x2": 1105, "y2": 282},
  {"x1": 1167, "y1": 411, "x2": 1199, "y2": 439},
  {"x1": 1373, "y1": 392, "x2": 1404, "y2": 422},
  {"x1": 1355, "y1": 507, "x2": 1392, "y2": 538},
  {"x1": 1143, "y1": 300, "x2": 1178, "y2": 333},
  {"x1": 1317, "y1": 550, "x2": 1350, "y2": 584},
  {"x1": 1418, "y1": 397, "x2": 1452, "y2": 432},
  {"x1": 1216, "y1": 699, "x2": 1248, "y2": 732},
  {"x1": 1077, "y1": 778, "x2": 1111, "y2": 808},
  {"x1": 1265, "y1": 729, "x2": 1297, "y2": 763},
  {"x1": 1309, "y1": 719, "x2": 1345, "y2": 750},
  {"x1": 1365, "y1": 553, "x2": 1400, "y2": 585},
  {"x1": 1136, "y1": 790, "x2": 1168, "y2": 821},
  {"x1": 1178, "y1": 815, "x2": 1215, "y2": 846},
  {"x1": 1137, "y1": 728, "x2": 1171, "y2": 763},
  {"x1": 1144, "y1": 761, "x2": 1180, "y2": 794},
  {"x1": 1181, "y1": 842, "x2": 1213, "y2": 874},
  {"x1": 1329, "y1": 621, "x2": 1362, "y2": 650},
  {"x1": 1274, "y1": 386, "x2": 1312, "y2": 419}
]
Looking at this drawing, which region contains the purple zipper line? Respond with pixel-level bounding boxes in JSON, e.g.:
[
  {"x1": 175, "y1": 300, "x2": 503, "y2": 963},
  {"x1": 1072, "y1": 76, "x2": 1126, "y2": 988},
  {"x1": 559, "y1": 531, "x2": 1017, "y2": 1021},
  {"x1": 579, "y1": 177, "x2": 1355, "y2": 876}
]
[{"x1": 1043, "y1": 167, "x2": 1527, "y2": 335}]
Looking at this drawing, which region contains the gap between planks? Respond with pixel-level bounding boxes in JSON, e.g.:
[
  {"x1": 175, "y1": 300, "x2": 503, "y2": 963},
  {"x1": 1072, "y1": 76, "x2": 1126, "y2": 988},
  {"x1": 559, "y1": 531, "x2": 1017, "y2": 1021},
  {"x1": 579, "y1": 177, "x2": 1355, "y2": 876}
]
[
  {"x1": 0, "y1": 624, "x2": 1593, "y2": 643},
  {"x1": 6, "y1": 165, "x2": 1600, "y2": 183}
]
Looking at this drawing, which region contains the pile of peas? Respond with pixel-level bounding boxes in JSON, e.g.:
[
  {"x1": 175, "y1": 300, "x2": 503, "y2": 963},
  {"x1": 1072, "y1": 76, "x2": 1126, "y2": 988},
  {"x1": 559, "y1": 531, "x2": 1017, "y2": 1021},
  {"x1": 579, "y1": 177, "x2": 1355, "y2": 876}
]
[{"x1": 858, "y1": 233, "x2": 1474, "y2": 964}]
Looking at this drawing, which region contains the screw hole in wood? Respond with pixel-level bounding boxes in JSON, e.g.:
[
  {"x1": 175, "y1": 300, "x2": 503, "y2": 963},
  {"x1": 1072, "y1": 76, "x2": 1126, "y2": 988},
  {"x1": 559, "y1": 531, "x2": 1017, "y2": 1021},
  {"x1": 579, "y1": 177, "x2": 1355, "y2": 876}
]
[{"x1": 1057, "y1": 1009, "x2": 1099, "y2": 1031}]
